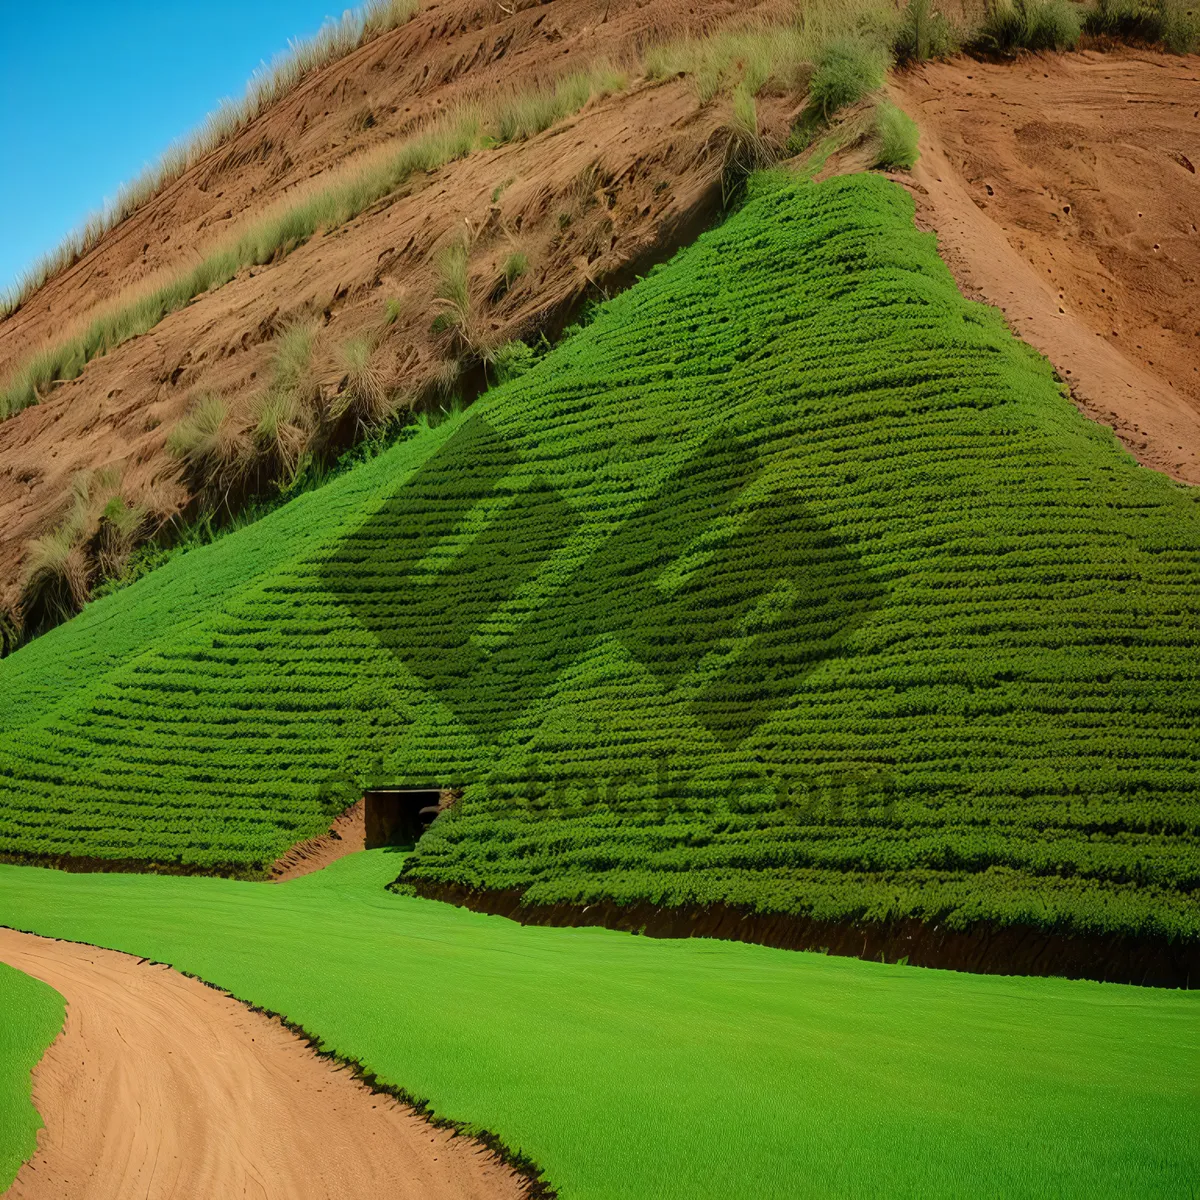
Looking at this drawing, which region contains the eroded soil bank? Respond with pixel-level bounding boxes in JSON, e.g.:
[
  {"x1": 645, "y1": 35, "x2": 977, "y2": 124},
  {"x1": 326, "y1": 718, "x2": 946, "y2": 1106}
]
[
  {"x1": 0, "y1": 927, "x2": 529, "y2": 1200},
  {"x1": 409, "y1": 880, "x2": 1199, "y2": 988},
  {"x1": 895, "y1": 49, "x2": 1200, "y2": 484},
  {"x1": 0, "y1": 0, "x2": 792, "y2": 614}
]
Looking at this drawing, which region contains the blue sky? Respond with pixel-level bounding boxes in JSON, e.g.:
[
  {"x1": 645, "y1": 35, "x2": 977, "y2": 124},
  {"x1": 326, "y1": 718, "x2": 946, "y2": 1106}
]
[{"x1": 0, "y1": 1, "x2": 350, "y2": 295}]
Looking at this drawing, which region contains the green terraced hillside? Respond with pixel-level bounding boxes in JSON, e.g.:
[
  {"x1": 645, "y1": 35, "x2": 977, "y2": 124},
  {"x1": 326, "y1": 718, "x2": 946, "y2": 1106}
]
[{"x1": 1, "y1": 173, "x2": 1198, "y2": 947}]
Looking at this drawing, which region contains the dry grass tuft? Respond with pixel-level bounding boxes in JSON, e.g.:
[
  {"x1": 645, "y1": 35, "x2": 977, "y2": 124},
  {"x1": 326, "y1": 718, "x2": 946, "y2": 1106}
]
[
  {"x1": 722, "y1": 85, "x2": 778, "y2": 204},
  {"x1": 20, "y1": 530, "x2": 92, "y2": 635},
  {"x1": 647, "y1": 23, "x2": 812, "y2": 102},
  {"x1": 96, "y1": 496, "x2": 151, "y2": 580},
  {"x1": 431, "y1": 237, "x2": 482, "y2": 356},
  {"x1": 331, "y1": 336, "x2": 394, "y2": 433},
  {"x1": 167, "y1": 393, "x2": 253, "y2": 500},
  {"x1": 502, "y1": 250, "x2": 530, "y2": 290},
  {"x1": 16, "y1": 465, "x2": 157, "y2": 636}
]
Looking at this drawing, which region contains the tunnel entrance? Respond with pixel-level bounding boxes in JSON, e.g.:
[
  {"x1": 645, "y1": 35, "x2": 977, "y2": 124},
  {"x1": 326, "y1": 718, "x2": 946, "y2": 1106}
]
[{"x1": 363, "y1": 789, "x2": 446, "y2": 849}]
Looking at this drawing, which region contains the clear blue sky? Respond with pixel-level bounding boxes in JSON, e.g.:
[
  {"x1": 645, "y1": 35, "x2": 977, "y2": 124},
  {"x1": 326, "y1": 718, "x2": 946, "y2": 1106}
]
[{"x1": 0, "y1": 1, "x2": 351, "y2": 294}]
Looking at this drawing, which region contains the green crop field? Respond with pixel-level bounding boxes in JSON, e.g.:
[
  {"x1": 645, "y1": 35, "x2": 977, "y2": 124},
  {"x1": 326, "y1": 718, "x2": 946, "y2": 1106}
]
[
  {"x1": 0, "y1": 961, "x2": 63, "y2": 1192},
  {"x1": 0, "y1": 853, "x2": 1197, "y2": 1198},
  {"x1": 0, "y1": 173, "x2": 1198, "y2": 947}
]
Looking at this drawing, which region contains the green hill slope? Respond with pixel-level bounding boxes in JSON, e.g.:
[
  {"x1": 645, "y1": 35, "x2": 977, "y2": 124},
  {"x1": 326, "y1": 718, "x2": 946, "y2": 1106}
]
[{"x1": 1, "y1": 173, "x2": 1197, "y2": 945}]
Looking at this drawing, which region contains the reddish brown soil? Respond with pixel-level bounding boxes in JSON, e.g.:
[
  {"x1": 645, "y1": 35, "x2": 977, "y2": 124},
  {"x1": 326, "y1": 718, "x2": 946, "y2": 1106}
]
[
  {"x1": 895, "y1": 50, "x2": 1200, "y2": 484},
  {"x1": 3, "y1": 31, "x2": 1198, "y2": 615},
  {"x1": 414, "y1": 878, "x2": 1199, "y2": 987},
  {"x1": 0, "y1": 0, "x2": 796, "y2": 613},
  {"x1": 0, "y1": 927, "x2": 527, "y2": 1200},
  {"x1": 270, "y1": 800, "x2": 367, "y2": 880}
]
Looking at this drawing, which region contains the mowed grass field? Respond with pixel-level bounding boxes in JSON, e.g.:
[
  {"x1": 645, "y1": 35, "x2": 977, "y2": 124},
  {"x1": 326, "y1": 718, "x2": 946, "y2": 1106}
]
[
  {"x1": 0, "y1": 962, "x2": 63, "y2": 1191},
  {"x1": 0, "y1": 854, "x2": 1197, "y2": 1198}
]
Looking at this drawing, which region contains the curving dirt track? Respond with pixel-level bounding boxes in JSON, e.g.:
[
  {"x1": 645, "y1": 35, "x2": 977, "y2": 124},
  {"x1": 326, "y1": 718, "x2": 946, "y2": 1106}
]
[
  {"x1": 0, "y1": 927, "x2": 526, "y2": 1200},
  {"x1": 895, "y1": 49, "x2": 1200, "y2": 485}
]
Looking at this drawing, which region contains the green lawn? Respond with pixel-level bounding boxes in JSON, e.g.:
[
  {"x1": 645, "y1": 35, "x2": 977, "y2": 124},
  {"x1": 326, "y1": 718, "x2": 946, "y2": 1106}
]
[
  {"x1": 0, "y1": 961, "x2": 63, "y2": 1192},
  {"x1": 0, "y1": 854, "x2": 1196, "y2": 1198}
]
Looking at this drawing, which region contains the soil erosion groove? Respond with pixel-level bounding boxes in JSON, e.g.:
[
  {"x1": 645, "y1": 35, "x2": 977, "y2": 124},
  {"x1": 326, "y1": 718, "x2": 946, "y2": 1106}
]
[{"x1": 0, "y1": 927, "x2": 527, "y2": 1200}]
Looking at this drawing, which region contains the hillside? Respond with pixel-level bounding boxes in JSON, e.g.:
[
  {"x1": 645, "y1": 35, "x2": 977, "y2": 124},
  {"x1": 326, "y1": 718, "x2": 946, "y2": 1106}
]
[
  {"x1": 4, "y1": 3, "x2": 1200, "y2": 1195},
  {"x1": 0, "y1": 0, "x2": 798, "y2": 623},
  {"x1": 1, "y1": 0, "x2": 1197, "y2": 649},
  {"x1": 1, "y1": 173, "x2": 1197, "y2": 980}
]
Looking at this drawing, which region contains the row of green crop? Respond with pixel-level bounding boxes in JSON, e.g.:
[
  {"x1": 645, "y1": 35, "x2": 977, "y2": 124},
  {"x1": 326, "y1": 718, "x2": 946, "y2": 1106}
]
[{"x1": 0, "y1": 174, "x2": 1197, "y2": 940}]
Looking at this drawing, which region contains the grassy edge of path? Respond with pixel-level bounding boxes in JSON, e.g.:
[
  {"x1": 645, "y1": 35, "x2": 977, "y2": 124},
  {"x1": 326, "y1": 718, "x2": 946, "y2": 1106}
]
[
  {"x1": 1, "y1": 851, "x2": 1198, "y2": 1199},
  {"x1": 0, "y1": 962, "x2": 64, "y2": 1192}
]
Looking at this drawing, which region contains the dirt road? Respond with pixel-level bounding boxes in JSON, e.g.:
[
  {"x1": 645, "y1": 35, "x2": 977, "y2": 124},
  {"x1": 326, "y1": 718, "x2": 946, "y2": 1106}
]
[{"x1": 0, "y1": 927, "x2": 526, "y2": 1200}]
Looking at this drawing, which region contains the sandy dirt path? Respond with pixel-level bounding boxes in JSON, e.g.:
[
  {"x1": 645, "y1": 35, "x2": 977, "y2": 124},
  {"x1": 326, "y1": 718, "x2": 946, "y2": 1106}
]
[
  {"x1": 895, "y1": 51, "x2": 1200, "y2": 486},
  {"x1": 0, "y1": 928, "x2": 526, "y2": 1200}
]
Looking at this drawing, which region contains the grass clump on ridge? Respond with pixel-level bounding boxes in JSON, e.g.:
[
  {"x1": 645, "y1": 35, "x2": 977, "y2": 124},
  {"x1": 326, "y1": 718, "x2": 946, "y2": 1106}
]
[
  {"x1": 893, "y1": 0, "x2": 960, "y2": 60},
  {"x1": 249, "y1": 323, "x2": 322, "y2": 489},
  {"x1": 331, "y1": 336, "x2": 393, "y2": 435},
  {"x1": 722, "y1": 86, "x2": 777, "y2": 204},
  {"x1": 807, "y1": 35, "x2": 890, "y2": 119},
  {"x1": 166, "y1": 393, "x2": 245, "y2": 494},
  {"x1": 16, "y1": 467, "x2": 154, "y2": 639},
  {"x1": 501, "y1": 251, "x2": 529, "y2": 290},
  {"x1": 0, "y1": 0, "x2": 421, "y2": 318},
  {"x1": 646, "y1": 23, "x2": 812, "y2": 102},
  {"x1": 872, "y1": 100, "x2": 920, "y2": 169},
  {"x1": 1084, "y1": 0, "x2": 1200, "y2": 50},
  {"x1": 643, "y1": 0, "x2": 894, "y2": 102},
  {"x1": 976, "y1": 0, "x2": 1083, "y2": 51}
]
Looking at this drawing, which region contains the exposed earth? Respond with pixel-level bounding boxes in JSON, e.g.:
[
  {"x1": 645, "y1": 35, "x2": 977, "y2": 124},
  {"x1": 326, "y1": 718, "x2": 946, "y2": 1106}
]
[
  {"x1": 2, "y1": 11, "x2": 1198, "y2": 617},
  {"x1": 0, "y1": 927, "x2": 524, "y2": 1200},
  {"x1": 0, "y1": 0, "x2": 794, "y2": 615},
  {"x1": 896, "y1": 49, "x2": 1200, "y2": 483},
  {"x1": 270, "y1": 800, "x2": 367, "y2": 881}
]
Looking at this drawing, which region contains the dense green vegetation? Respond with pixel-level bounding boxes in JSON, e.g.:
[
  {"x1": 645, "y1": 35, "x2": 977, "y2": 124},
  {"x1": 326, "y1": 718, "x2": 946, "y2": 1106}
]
[
  {"x1": 0, "y1": 962, "x2": 63, "y2": 1192},
  {"x1": 1, "y1": 174, "x2": 1198, "y2": 946},
  {"x1": 1, "y1": 852, "x2": 1197, "y2": 1198}
]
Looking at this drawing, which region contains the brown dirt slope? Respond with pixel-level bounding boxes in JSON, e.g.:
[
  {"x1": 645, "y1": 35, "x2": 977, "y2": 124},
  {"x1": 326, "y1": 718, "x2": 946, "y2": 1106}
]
[
  {"x1": 3, "y1": 25, "x2": 1198, "y2": 618},
  {"x1": 270, "y1": 800, "x2": 367, "y2": 880},
  {"x1": 0, "y1": 927, "x2": 527, "y2": 1200},
  {"x1": 0, "y1": 0, "x2": 793, "y2": 613},
  {"x1": 895, "y1": 49, "x2": 1200, "y2": 484}
]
